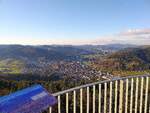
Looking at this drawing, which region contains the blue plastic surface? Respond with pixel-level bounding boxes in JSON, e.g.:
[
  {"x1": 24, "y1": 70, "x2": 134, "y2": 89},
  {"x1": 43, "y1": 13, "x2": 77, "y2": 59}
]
[{"x1": 0, "y1": 85, "x2": 57, "y2": 113}]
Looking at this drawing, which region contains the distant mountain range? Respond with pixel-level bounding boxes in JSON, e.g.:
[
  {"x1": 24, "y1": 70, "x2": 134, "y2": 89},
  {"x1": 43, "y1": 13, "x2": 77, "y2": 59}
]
[
  {"x1": 0, "y1": 44, "x2": 136, "y2": 61},
  {"x1": 0, "y1": 45, "x2": 92, "y2": 61},
  {"x1": 76, "y1": 44, "x2": 136, "y2": 52}
]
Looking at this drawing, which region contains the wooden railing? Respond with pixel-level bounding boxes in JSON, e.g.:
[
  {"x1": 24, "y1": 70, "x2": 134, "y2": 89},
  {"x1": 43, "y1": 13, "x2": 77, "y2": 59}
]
[{"x1": 49, "y1": 75, "x2": 150, "y2": 113}]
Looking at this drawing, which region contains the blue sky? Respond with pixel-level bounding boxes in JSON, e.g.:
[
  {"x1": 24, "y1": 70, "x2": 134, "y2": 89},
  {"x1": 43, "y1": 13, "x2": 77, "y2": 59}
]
[{"x1": 0, "y1": 0, "x2": 150, "y2": 45}]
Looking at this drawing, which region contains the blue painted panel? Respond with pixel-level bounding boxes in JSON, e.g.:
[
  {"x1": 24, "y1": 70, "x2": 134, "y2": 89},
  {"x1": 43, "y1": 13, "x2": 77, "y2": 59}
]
[{"x1": 0, "y1": 85, "x2": 57, "y2": 113}]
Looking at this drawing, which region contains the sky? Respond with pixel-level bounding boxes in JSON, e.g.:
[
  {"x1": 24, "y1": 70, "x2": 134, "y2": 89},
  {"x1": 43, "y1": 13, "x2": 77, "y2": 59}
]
[{"x1": 0, "y1": 0, "x2": 150, "y2": 45}]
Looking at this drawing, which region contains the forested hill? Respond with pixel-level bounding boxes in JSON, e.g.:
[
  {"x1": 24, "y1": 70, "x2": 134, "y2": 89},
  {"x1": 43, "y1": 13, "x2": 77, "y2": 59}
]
[
  {"x1": 92, "y1": 46, "x2": 150, "y2": 71},
  {"x1": 0, "y1": 45, "x2": 94, "y2": 61}
]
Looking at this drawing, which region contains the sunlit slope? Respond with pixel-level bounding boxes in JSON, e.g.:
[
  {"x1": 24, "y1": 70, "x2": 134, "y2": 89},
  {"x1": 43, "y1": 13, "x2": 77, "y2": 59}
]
[
  {"x1": 0, "y1": 59, "x2": 25, "y2": 74},
  {"x1": 89, "y1": 46, "x2": 150, "y2": 75}
]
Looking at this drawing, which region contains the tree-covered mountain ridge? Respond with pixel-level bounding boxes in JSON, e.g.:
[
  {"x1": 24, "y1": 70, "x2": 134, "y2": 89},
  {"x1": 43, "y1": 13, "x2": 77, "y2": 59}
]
[{"x1": 92, "y1": 46, "x2": 150, "y2": 71}]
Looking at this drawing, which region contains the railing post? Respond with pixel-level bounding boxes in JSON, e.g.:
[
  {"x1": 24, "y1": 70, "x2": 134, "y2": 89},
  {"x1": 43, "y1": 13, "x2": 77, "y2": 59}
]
[
  {"x1": 80, "y1": 88, "x2": 83, "y2": 113},
  {"x1": 93, "y1": 85, "x2": 95, "y2": 113},
  {"x1": 87, "y1": 87, "x2": 89, "y2": 113},
  {"x1": 49, "y1": 107, "x2": 52, "y2": 113},
  {"x1": 66, "y1": 93, "x2": 69, "y2": 113},
  {"x1": 144, "y1": 77, "x2": 149, "y2": 113},
  {"x1": 135, "y1": 78, "x2": 139, "y2": 113},
  {"x1": 109, "y1": 82, "x2": 112, "y2": 113},
  {"x1": 125, "y1": 79, "x2": 128, "y2": 113},
  {"x1": 140, "y1": 77, "x2": 144, "y2": 113},
  {"x1": 119, "y1": 80, "x2": 123, "y2": 113},
  {"x1": 104, "y1": 83, "x2": 107, "y2": 113},
  {"x1": 98, "y1": 84, "x2": 101, "y2": 113},
  {"x1": 130, "y1": 78, "x2": 134, "y2": 113},
  {"x1": 149, "y1": 105, "x2": 150, "y2": 113},
  {"x1": 58, "y1": 95, "x2": 61, "y2": 113},
  {"x1": 73, "y1": 90, "x2": 76, "y2": 113},
  {"x1": 114, "y1": 81, "x2": 118, "y2": 113}
]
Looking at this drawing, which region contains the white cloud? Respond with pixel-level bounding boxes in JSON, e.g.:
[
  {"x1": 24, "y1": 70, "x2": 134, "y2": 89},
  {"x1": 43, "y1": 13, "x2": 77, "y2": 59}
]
[
  {"x1": 93, "y1": 28, "x2": 150, "y2": 45},
  {"x1": 118, "y1": 28, "x2": 150, "y2": 36}
]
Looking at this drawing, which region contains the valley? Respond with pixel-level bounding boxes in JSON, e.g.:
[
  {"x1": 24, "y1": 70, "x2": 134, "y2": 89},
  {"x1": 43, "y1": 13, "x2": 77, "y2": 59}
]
[{"x1": 1, "y1": 44, "x2": 150, "y2": 96}]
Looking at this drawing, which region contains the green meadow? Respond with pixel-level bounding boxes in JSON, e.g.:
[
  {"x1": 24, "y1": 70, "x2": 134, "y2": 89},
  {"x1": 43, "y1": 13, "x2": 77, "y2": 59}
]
[{"x1": 0, "y1": 59, "x2": 24, "y2": 74}]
